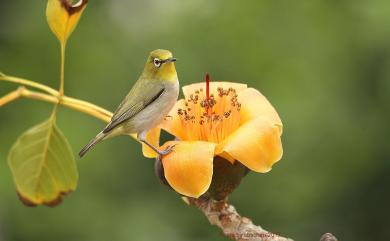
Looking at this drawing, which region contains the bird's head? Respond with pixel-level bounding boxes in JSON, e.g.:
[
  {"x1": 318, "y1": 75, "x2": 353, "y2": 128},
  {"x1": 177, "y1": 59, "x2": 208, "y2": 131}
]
[{"x1": 142, "y1": 49, "x2": 178, "y2": 82}]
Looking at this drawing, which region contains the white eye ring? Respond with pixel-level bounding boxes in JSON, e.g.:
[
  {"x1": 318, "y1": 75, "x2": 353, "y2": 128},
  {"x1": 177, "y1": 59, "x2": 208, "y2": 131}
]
[{"x1": 153, "y1": 58, "x2": 162, "y2": 68}]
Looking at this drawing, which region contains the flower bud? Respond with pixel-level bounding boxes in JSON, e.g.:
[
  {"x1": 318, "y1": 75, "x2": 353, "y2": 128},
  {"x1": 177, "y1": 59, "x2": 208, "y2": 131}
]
[
  {"x1": 156, "y1": 155, "x2": 249, "y2": 200},
  {"x1": 203, "y1": 156, "x2": 249, "y2": 200}
]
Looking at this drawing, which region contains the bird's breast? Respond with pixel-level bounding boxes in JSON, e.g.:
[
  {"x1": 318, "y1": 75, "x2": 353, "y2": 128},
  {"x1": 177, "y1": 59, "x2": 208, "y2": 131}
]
[{"x1": 126, "y1": 80, "x2": 179, "y2": 133}]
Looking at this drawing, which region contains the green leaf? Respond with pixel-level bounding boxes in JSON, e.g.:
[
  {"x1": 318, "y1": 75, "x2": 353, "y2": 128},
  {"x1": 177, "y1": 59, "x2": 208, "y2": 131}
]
[
  {"x1": 0, "y1": 71, "x2": 5, "y2": 77},
  {"x1": 8, "y1": 118, "x2": 78, "y2": 207}
]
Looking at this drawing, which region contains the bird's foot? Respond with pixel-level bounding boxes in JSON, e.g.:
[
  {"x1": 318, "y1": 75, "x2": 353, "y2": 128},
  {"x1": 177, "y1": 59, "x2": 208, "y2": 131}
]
[{"x1": 157, "y1": 144, "x2": 176, "y2": 156}]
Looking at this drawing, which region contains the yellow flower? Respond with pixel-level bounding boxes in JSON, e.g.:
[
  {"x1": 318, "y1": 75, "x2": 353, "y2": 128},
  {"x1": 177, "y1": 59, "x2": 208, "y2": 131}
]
[{"x1": 143, "y1": 75, "x2": 283, "y2": 198}]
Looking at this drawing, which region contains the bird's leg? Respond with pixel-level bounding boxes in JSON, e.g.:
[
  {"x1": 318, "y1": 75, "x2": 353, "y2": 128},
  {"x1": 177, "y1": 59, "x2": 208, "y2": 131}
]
[{"x1": 138, "y1": 130, "x2": 175, "y2": 156}]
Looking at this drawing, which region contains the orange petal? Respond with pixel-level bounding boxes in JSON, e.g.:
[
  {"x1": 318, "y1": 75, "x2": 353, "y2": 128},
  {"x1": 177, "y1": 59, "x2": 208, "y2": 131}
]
[
  {"x1": 218, "y1": 151, "x2": 236, "y2": 164},
  {"x1": 182, "y1": 82, "x2": 247, "y2": 100},
  {"x1": 238, "y1": 88, "x2": 283, "y2": 133},
  {"x1": 159, "y1": 99, "x2": 187, "y2": 140},
  {"x1": 141, "y1": 127, "x2": 161, "y2": 158},
  {"x1": 161, "y1": 141, "x2": 216, "y2": 198},
  {"x1": 216, "y1": 117, "x2": 283, "y2": 173}
]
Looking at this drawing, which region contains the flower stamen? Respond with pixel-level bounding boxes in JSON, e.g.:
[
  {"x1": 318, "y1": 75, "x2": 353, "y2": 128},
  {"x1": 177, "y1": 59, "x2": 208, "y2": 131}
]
[{"x1": 178, "y1": 74, "x2": 241, "y2": 143}]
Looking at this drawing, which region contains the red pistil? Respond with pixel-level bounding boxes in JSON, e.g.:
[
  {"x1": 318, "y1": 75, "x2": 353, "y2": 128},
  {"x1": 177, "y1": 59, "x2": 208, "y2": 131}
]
[{"x1": 205, "y1": 73, "x2": 210, "y2": 100}]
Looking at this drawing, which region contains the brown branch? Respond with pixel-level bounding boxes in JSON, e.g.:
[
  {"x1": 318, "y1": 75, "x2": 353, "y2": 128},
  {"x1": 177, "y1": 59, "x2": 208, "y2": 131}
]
[
  {"x1": 320, "y1": 233, "x2": 338, "y2": 241},
  {"x1": 188, "y1": 197, "x2": 338, "y2": 241},
  {"x1": 188, "y1": 197, "x2": 293, "y2": 241}
]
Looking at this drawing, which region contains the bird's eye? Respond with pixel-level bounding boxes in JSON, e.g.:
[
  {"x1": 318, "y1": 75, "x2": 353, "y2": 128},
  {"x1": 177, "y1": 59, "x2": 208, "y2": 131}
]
[{"x1": 153, "y1": 58, "x2": 162, "y2": 68}]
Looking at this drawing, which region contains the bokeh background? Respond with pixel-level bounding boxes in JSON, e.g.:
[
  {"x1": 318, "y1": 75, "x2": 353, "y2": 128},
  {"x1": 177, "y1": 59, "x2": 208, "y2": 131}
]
[{"x1": 1, "y1": 0, "x2": 389, "y2": 240}]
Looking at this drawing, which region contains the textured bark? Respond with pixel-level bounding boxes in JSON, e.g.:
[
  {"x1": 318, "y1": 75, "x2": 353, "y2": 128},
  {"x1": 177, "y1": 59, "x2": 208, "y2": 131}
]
[
  {"x1": 188, "y1": 197, "x2": 293, "y2": 241},
  {"x1": 188, "y1": 197, "x2": 338, "y2": 241},
  {"x1": 320, "y1": 233, "x2": 338, "y2": 241}
]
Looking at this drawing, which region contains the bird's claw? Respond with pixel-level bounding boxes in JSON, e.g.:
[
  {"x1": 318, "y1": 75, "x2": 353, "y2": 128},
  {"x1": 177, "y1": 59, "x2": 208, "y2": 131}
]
[{"x1": 158, "y1": 144, "x2": 176, "y2": 156}]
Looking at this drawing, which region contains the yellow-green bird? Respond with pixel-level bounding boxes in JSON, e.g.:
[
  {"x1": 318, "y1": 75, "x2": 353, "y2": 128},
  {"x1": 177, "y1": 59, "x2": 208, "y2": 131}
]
[{"x1": 79, "y1": 49, "x2": 179, "y2": 157}]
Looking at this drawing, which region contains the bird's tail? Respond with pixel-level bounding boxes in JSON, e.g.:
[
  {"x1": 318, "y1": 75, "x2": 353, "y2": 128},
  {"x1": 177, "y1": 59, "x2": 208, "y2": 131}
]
[{"x1": 79, "y1": 132, "x2": 106, "y2": 158}]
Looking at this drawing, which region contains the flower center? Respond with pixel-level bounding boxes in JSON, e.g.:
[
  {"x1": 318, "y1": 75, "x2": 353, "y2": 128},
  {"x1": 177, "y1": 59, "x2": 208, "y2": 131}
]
[{"x1": 177, "y1": 75, "x2": 241, "y2": 143}]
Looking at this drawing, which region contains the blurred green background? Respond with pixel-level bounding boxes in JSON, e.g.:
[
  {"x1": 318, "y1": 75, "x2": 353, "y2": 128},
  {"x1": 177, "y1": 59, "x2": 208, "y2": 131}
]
[{"x1": 1, "y1": 0, "x2": 389, "y2": 240}]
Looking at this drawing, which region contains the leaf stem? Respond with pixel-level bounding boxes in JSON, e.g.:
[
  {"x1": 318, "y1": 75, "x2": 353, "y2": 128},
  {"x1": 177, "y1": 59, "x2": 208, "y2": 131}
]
[
  {"x1": 51, "y1": 42, "x2": 67, "y2": 118},
  {"x1": 59, "y1": 43, "x2": 66, "y2": 96}
]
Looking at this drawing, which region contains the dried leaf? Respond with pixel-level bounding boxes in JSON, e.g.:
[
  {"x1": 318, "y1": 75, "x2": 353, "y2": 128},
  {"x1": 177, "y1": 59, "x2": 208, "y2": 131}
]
[
  {"x1": 8, "y1": 118, "x2": 78, "y2": 207},
  {"x1": 46, "y1": 0, "x2": 88, "y2": 44}
]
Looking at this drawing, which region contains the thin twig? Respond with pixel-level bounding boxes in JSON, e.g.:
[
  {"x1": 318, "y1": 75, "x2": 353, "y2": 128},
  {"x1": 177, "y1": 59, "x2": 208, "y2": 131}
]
[
  {"x1": 0, "y1": 87, "x2": 25, "y2": 107},
  {"x1": 0, "y1": 75, "x2": 58, "y2": 96},
  {"x1": 0, "y1": 75, "x2": 112, "y2": 120},
  {"x1": 62, "y1": 96, "x2": 112, "y2": 121},
  {"x1": 59, "y1": 43, "x2": 66, "y2": 96},
  {"x1": 0, "y1": 86, "x2": 138, "y2": 139}
]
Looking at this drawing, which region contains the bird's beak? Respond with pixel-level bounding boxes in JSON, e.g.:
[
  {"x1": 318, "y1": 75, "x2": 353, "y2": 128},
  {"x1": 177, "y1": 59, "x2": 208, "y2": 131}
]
[{"x1": 163, "y1": 57, "x2": 177, "y2": 63}]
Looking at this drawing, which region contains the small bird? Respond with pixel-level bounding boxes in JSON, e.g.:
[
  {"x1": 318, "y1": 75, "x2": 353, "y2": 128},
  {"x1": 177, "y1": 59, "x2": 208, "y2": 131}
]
[{"x1": 79, "y1": 49, "x2": 179, "y2": 158}]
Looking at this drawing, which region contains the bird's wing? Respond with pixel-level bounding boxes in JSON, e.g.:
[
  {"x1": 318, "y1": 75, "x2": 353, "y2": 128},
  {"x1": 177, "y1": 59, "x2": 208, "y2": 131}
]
[{"x1": 103, "y1": 79, "x2": 165, "y2": 134}]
